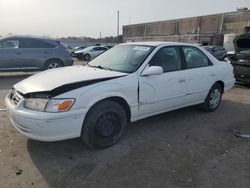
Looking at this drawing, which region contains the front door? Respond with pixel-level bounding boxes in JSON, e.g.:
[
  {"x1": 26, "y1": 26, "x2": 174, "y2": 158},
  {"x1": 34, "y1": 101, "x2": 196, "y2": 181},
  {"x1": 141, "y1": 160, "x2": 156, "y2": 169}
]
[{"x1": 139, "y1": 46, "x2": 187, "y2": 116}]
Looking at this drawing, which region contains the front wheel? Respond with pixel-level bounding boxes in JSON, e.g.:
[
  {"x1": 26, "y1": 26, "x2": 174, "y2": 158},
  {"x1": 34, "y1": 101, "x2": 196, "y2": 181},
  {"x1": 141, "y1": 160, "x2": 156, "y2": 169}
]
[
  {"x1": 81, "y1": 100, "x2": 127, "y2": 148},
  {"x1": 83, "y1": 54, "x2": 91, "y2": 61},
  {"x1": 201, "y1": 83, "x2": 222, "y2": 112}
]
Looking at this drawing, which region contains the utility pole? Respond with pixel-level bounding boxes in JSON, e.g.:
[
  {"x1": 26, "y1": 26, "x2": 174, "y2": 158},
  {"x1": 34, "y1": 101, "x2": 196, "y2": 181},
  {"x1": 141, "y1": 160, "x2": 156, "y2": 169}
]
[
  {"x1": 117, "y1": 10, "x2": 120, "y2": 43},
  {"x1": 99, "y1": 32, "x2": 102, "y2": 39}
]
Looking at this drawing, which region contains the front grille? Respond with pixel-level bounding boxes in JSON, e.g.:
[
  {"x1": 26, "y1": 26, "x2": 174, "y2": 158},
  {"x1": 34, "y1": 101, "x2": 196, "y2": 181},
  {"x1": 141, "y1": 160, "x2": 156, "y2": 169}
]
[{"x1": 9, "y1": 90, "x2": 24, "y2": 105}]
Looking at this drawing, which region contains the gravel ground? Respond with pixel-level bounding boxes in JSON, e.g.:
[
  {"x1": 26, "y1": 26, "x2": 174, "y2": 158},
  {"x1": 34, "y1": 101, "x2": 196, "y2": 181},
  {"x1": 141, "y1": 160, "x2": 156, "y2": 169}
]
[{"x1": 0, "y1": 62, "x2": 250, "y2": 188}]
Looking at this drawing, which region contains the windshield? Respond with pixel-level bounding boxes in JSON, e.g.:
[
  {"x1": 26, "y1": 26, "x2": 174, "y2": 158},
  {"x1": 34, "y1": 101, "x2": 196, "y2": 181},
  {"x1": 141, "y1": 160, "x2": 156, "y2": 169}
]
[
  {"x1": 82, "y1": 46, "x2": 93, "y2": 51},
  {"x1": 88, "y1": 44, "x2": 153, "y2": 73}
]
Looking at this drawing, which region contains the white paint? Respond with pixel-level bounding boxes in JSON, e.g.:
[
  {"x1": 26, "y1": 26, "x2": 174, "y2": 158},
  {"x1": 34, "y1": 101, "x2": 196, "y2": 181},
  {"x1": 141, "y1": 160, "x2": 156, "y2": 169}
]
[{"x1": 5, "y1": 42, "x2": 235, "y2": 142}]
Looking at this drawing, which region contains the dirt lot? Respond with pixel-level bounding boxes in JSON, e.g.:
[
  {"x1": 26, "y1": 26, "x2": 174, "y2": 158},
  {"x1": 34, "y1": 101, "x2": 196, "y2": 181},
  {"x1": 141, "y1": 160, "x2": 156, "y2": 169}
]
[{"x1": 0, "y1": 61, "x2": 250, "y2": 188}]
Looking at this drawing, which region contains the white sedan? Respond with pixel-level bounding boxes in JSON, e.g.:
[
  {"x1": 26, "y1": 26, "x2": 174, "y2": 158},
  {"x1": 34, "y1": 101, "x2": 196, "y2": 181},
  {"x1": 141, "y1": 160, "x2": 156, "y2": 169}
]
[
  {"x1": 74, "y1": 46, "x2": 108, "y2": 61},
  {"x1": 5, "y1": 42, "x2": 235, "y2": 148}
]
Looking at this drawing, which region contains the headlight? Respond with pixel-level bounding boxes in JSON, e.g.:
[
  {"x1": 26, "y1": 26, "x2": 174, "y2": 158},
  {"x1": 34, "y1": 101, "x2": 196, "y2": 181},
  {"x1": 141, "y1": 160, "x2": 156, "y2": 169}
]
[
  {"x1": 24, "y1": 98, "x2": 75, "y2": 112},
  {"x1": 24, "y1": 98, "x2": 49, "y2": 112}
]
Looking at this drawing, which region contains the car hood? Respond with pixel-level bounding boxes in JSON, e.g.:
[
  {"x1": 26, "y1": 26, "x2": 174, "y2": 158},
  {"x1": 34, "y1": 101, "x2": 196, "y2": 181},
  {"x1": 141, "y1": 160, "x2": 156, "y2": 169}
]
[
  {"x1": 233, "y1": 33, "x2": 250, "y2": 52},
  {"x1": 75, "y1": 48, "x2": 89, "y2": 53},
  {"x1": 14, "y1": 65, "x2": 128, "y2": 95}
]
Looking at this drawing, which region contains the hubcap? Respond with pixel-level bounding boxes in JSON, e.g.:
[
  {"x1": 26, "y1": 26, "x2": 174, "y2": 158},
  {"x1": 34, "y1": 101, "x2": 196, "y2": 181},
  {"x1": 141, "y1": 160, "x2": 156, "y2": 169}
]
[
  {"x1": 48, "y1": 62, "x2": 60, "y2": 69},
  {"x1": 209, "y1": 88, "x2": 221, "y2": 109},
  {"x1": 95, "y1": 112, "x2": 119, "y2": 138}
]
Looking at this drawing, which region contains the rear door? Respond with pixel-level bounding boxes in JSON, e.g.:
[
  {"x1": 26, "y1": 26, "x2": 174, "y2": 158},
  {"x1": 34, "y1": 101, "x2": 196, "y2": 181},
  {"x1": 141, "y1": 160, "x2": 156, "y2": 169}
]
[
  {"x1": 181, "y1": 46, "x2": 216, "y2": 104},
  {"x1": 18, "y1": 38, "x2": 55, "y2": 69}
]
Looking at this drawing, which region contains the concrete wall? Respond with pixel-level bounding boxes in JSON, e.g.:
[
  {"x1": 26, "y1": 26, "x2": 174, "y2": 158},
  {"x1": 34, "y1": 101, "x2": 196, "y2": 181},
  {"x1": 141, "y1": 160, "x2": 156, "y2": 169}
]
[{"x1": 123, "y1": 10, "x2": 250, "y2": 45}]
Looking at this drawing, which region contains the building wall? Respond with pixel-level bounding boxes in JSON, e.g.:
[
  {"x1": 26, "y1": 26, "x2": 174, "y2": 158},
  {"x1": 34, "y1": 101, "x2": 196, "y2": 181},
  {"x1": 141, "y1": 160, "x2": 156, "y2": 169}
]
[{"x1": 123, "y1": 10, "x2": 250, "y2": 45}]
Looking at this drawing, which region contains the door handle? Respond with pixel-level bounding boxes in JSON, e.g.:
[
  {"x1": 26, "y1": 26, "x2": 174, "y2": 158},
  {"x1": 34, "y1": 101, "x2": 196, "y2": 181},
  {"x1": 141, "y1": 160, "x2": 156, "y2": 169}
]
[
  {"x1": 178, "y1": 78, "x2": 186, "y2": 83},
  {"x1": 210, "y1": 74, "x2": 216, "y2": 77},
  {"x1": 16, "y1": 52, "x2": 22, "y2": 55}
]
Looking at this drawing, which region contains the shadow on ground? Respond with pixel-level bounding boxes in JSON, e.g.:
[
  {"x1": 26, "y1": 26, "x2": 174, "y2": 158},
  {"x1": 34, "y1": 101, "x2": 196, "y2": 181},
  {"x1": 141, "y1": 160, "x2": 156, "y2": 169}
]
[{"x1": 27, "y1": 100, "x2": 250, "y2": 188}]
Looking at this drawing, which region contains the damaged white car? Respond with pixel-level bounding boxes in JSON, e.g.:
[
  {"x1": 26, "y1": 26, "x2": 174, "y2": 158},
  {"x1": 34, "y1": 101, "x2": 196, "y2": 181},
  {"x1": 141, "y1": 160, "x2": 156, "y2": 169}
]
[{"x1": 5, "y1": 42, "x2": 235, "y2": 148}]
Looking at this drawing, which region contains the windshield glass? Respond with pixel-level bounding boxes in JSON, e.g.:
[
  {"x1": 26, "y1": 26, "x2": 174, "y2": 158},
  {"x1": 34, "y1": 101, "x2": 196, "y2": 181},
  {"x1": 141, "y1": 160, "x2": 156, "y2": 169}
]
[{"x1": 88, "y1": 44, "x2": 153, "y2": 73}]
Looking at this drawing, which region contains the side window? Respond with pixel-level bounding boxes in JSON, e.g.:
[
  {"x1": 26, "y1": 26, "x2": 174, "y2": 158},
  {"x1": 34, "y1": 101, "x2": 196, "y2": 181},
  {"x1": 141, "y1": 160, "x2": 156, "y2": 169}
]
[
  {"x1": 149, "y1": 47, "x2": 182, "y2": 72},
  {"x1": 214, "y1": 47, "x2": 221, "y2": 51},
  {"x1": 93, "y1": 47, "x2": 99, "y2": 51},
  {"x1": 0, "y1": 39, "x2": 20, "y2": 49},
  {"x1": 100, "y1": 47, "x2": 107, "y2": 51},
  {"x1": 183, "y1": 46, "x2": 210, "y2": 69},
  {"x1": 19, "y1": 39, "x2": 55, "y2": 48}
]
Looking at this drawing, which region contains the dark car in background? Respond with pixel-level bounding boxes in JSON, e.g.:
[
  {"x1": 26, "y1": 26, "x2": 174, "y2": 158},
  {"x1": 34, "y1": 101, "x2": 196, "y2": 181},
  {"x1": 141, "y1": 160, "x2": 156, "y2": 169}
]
[
  {"x1": 202, "y1": 45, "x2": 227, "y2": 61},
  {"x1": 0, "y1": 36, "x2": 73, "y2": 71},
  {"x1": 229, "y1": 33, "x2": 250, "y2": 84}
]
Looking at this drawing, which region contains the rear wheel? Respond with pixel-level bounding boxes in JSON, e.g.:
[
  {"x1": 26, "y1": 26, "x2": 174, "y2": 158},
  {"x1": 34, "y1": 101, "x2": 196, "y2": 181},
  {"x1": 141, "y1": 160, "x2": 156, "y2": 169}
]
[
  {"x1": 201, "y1": 83, "x2": 222, "y2": 112},
  {"x1": 81, "y1": 100, "x2": 127, "y2": 148},
  {"x1": 44, "y1": 59, "x2": 62, "y2": 70}
]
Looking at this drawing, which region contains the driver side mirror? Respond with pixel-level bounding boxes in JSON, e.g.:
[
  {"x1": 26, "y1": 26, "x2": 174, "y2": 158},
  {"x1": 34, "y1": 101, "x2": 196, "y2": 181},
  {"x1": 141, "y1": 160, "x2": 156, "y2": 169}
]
[{"x1": 141, "y1": 66, "x2": 163, "y2": 76}]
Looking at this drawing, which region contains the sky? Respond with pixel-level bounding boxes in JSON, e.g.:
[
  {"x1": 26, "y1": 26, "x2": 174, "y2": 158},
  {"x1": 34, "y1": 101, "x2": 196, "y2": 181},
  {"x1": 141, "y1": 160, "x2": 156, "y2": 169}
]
[{"x1": 0, "y1": 0, "x2": 250, "y2": 38}]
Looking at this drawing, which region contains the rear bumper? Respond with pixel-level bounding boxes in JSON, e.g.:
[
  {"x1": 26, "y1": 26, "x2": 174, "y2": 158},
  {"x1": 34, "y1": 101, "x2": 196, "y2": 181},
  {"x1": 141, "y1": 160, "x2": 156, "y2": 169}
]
[
  {"x1": 235, "y1": 75, "x2": 250, "y2": 83},
  {"x1": 233, "y1": 63, "x2": 250, "y2": 83},
  {"x1": 64, "y1": 58, "x2": 74, "y2": 66},
  {"x1": 224, "y1": 78, "x2": 236, "y2": 92}
]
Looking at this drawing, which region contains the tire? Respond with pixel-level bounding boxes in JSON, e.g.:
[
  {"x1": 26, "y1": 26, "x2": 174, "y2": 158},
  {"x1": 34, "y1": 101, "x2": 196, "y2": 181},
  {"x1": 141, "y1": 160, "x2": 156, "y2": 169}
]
[
  {"x1": 44, "y1": 59, "x2": 63, "y2": 70},
  {"x1": 201, "y1": 83, "x2": 222, "y2": 112},
  {"x1": 81, "y1": 100, "x2": 127, "y2": 149},
  {"x1": 83, "y1": 54, "x2": 91, "y2": 61}
]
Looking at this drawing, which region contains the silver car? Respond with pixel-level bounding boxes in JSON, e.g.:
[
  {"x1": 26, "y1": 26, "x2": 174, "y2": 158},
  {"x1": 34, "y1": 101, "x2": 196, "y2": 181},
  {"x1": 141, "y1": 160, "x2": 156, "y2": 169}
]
[
  {"x1": 0, "y1": 36, "x2": 73, "y2": 71},
  {"x1": 74, "y1": 46, "x2": 108, "y2": 61}
]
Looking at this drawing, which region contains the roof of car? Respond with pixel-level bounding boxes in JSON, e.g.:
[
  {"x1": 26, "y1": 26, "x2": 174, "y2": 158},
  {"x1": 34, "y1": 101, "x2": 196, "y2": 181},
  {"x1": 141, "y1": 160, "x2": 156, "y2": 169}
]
[
  {"x1": 0, "y1": 35, "x2": 53, "y2": 41},
  {"x1": 121, "y1": 41, "x2": 201, "y2": 47}
]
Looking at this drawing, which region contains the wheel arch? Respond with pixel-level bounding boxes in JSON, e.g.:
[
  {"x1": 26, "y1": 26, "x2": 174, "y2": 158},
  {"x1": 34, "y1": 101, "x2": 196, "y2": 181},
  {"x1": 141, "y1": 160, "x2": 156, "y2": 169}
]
[
  {"x1": 214, "y1": 80, "x2": 224, "y2": 93},
  {"x1": 85, "y1": 96, "x2": 131, "y2": 123},
  {"x1": 83, "y1": 53, "x2": 91, "y2": 60},
  {"x1": 45, "y1": 58, "x2": 64, "y2": 66}
]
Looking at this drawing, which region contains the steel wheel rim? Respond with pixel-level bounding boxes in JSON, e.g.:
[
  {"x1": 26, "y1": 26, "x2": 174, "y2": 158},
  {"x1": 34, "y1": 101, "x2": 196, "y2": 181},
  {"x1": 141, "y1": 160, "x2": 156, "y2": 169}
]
[
  {"x1": 85, "y1": 54, "x2": 90, "y2": 61},
  {"x1": 95, "y1": 112, "x2": 121, "y2": 138},
  {"x1": 209, "y1": 88, "x2": 221, "y2": 109},
  {"x1": 48, "y1": 62, "x2": 60, "y2": 69}
]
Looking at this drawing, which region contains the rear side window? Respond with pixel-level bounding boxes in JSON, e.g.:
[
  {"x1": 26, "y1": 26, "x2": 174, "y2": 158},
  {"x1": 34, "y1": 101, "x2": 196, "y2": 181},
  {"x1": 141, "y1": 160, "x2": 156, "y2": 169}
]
[
  {"x1": 0, "y1": 39, "x2": 20, "y2": 49},
  {"x1": 93, "y1": 47, "x2": 99, "y2": 51},
  {"x1": 93, "y1": 47, "x2": 106, "y2": 51},
  {"x1": 182, "y1": 46, "x2": 211, "y2": 69},
  {"x1": 149, "y1": 47, "x2": 182, "y2": 72},
  {"x1": 19, "y1": 39, "x2": 56, "y2": 48}
]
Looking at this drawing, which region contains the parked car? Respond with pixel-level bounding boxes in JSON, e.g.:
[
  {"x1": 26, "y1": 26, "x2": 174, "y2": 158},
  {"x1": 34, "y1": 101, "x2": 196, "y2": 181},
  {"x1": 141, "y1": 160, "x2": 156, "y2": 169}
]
[
  {"x1": 229, "y1": 33, "x2": 250, "y2": 83},
  {"x1": 0, "y1": 36, "x2": 73, "y2": 71},
  {"x1": 71, "y1": 45, "x2": 87, "y2": 57},
  {"x1": 74, "y1": 46, "x2": 108, "y2": 61},
  {"x1": 5, "y1": 42, "x2": 235, "y2": 148},
  {"x1": 202, "y1": 45, "x2": 227, "y2": 61}
]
